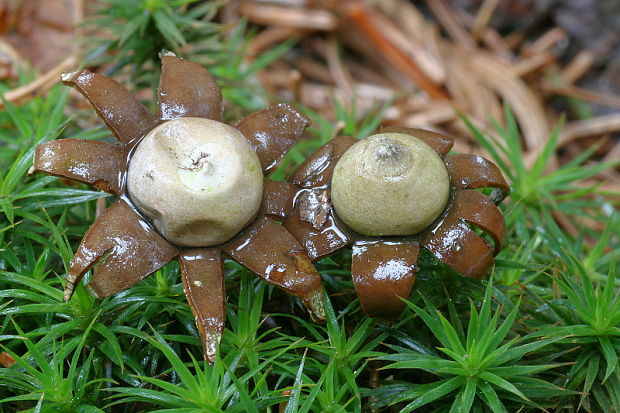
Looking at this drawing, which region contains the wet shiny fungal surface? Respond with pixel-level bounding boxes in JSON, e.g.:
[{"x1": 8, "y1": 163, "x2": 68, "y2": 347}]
[
  {"x1": 178, "y1": 248, "x2": 225, "y2": 362},
  {"x1": 259, "y1": 179, "x2": 298, "y2": 219},
  {"x1": 352, "y1": 240, "x2": 419, "y2": 317},
  {"x1": 422, "y1": 189, "x2": 505, "y2": 278},
  {"x1": 69, "y1": 199, "x2": 179, "y2": 301},
  {"x1": 33, "y1": 139, "x2": 126, "y2": 195},
  {"x1": 284, "y1": 135, "x2": 357, "y2": 261},
  {"x1": 60, "y1": 69, "x2": 158, "y2": 145},
  {"x1": 235, "y1": 103, "x2": 310, "y2": 173},
  {"x1": 30, "y1": 53, "x2": 319, "y2": 363},
  {"x1": 222, "y1": 216, "x2": 325, "y2": 321},
  {"x1": 284, "y1": 128, "x2": 509, "y2": 319},
  {"x1": 290, "y1": 135, "x2": 358, "y2": 188},
  {"x1": 158, "y1": 53, "x2": 223, "y2": 121},
  {"x1": 444, "y1": 154, "x2": 510, "y2": 204}
]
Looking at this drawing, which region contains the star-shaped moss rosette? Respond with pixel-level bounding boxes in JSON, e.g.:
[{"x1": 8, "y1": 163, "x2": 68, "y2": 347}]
[
  {"x1": 30, "y1": 53, "x2": 324, "y2": 362},
  {"x1": 282, "y1": 127, "x2": 509, "y2": 318}
]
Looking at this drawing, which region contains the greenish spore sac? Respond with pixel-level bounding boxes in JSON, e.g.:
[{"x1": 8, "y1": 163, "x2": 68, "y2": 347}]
[{"x1": 331, "y1": 132, "x2": 450, "y2": 236}]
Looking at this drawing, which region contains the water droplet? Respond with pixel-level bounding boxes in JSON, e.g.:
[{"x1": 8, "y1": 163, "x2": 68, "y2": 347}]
[{"x1": 453, "y1": 240, "x2": 462, "y2": 252}]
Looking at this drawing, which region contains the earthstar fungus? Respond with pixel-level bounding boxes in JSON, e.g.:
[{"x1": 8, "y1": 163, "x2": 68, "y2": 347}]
[
  {"x1": 283, "y1": 127, "x2": 509, "y2": 318},
  {"x1": 30, "y1": 53, "x2": 324, "y2": 362}
]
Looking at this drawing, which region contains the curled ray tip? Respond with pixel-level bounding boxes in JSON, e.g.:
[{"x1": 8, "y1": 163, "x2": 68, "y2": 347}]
[
  {"x1": 159, "y1": 50, "x2": 177, "y2": 58},
  {"x1": 204, "y1": 332, "x2": 220, "y2": 364},
  {"x1": 63, "y1": 271, "x2": 79, "y2": 302},
  {"x1": 60, "y1": 71, "x2": 78, "y2": 82},
  {"x1": 63, "y1": 285, "x2": 74, "y2": 302}
]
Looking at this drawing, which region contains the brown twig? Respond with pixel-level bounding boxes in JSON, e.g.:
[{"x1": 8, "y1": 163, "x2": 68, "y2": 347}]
[
  {"x1": 466, "y1": 52, "x2": 550, "y2": 150},
  {"x1": 238, "y1": 2, "x2": 337, "y2": 30},
  {"x1": 342, "y1": 2, "x2": 450, "y2": 100},
  {"x1": 512, "y1": 52, "x2": 556, "y2": 77},
  {"x1": 559, "y1": 114, "x2": 620, "y2": 146},
  {"x1": 0, "y1": 55, "x2": 77, "y2": 108},
  {"x1": 426, "y1": 0, "x2": 476, "y2": 50},
  {"x1": 522, "y1": 28, "x2": 566, "y2": 57},
  {"x1": 471, "y1": 0, "x2": 501, "y2": 42},
  {"x1": 325, "y1": 37, "x2": 354, "y2": 100},
  {"x1": 561, "y1": 50, "x2": 597, "y2": 84},
  {"x1": 543, "y1": 82, "x2": 620, "y2": 110},
  {"x1": 247, "y1": 26, "x2": 308, "y2": 56}
]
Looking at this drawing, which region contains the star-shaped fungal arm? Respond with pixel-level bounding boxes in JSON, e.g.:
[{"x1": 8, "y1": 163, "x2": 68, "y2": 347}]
[
  {"x1": 284, "y1": 135, "x2": 358, "y2": 261},
  {"x1": 444, "y1": 153, "x2": 510, "y2": 203},
  {"x1": 236, "y1": 103, "x2": 310, "y2": 174},
  {"x1": 29, "y1": 67, "x2": 161, "y2": 193},
  {"x1": 259, "y1": 179, "x2": 298, "y2": 220},
  {"x1": 422, "y1": 190, "x2": 505, "y2": 278},
  {"x1": 351, "y1": 240, "x2": 419, "y2": 317},
  {"x1": 222, "y1": 216, "x2": 325, "y2": 321},
  {"x1": 158, "y1": 53, "x2": 223, "y2": 121},
  {"x1": 61, "y1": 70, "x2": 158, "y2": 144},
  {"x1": 31, "y1": 139, "x2": 126, "y2": 195},
  {"x1": 65, "y1": 199, "x2": 179, "y2": 301},
  {"x1": 178, "y1": 248, "x2": 226, "y2": 363}
]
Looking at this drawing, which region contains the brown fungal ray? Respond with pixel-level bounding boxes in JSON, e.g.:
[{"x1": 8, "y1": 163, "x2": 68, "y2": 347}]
[
  {"x1": 451, "y1": 189, "x2": 506, "y2": 253},
  {"x1": 66, "y1": 199, "x2": 179, "y2": 301},
  {"x1": 158, "y1": 54, "x2": 223, "y2": 121},
  {"x1": 351, "y1": 240, "x2": 419, "y2": 318},
  {"x1": 444, "y1": 154, "x2": 510, "y2": 204},
  {"x1": 260, "y1": 179, "x2": 298, "y2": 219},
  {"x1": 289, "y1": 135, "x2": 358, "y2": 189},
  {"x1": 178, "y1": 248, "x2": 225, "y2": 364},
  {"x1": 422, "y1": 189, "x2": 505, "y2": 278},
  {"x1": 32, "y1": 139, "x2": 126, "y2": 195},
  {"x1": 222, "y1": 215, "x2": 325, "y2": 321},
  {"x1": 0, "y1": 351, "x2": 16, "y2": 368},
  {"x1": 285, "y1": 136, "x2": 357, "y2": 260},
  {"x1": 381, "y1": 126, "x2": 454, "y2": 158},
  {"x1": 285, "y1": 189, "x2": 352, "y2": 261},
  {"x1": 235, "y1": 103, "x2": 310, "y2": 173},
  {"x1": 61, "y1": 70, "x2": 158, "y2": 145}
]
